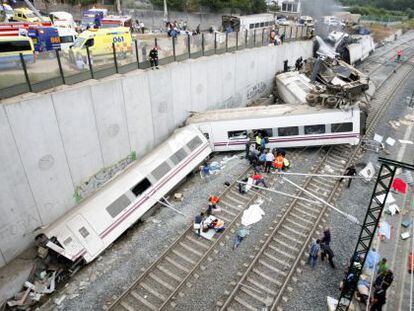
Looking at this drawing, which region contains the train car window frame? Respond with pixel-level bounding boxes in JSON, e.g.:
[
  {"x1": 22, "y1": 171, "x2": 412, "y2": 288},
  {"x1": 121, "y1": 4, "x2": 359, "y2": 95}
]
[
  {"x1": 260, "y1": 22, "x2": 264, "y2": 27},
  {"x1": 331, "y1": 122, "x2": 353, "y2": 133},
  {"x1": 228, "y1": 130, "x2": 247, "y2": 140},
  {"x1": 186, "y1": 136, "x2": 203, "y2": 151},
  {"x1": 131, "y1": 178, "x2": 152, "y2": 197},
  {"x1": 106, "y1": 194, "x2": 132, "y2": 218},
  {"x1": 249, "y1": 24, "x2": 254, "y2": 29},
  {"x1": 79, "y1": 226, "x2": 90, "y2": 238},
  {"x1": 252, "y1": 128, "x2": 273, "y2": 137},
  {"x1": 255, "y1": 23, "x2": 260, "y2": 28},
  {"x1": 169, "y1": 147, "x2": 188, "y2": 165},
  {"x1": 304, "y1": 124, "x2": 326, "y2": 135},
  {"x1": 151, "y1": 161, "x2": 172, "y2": 181},
  {"x1": 278, "y1": 126, "x2": 299, "y2": 137}
]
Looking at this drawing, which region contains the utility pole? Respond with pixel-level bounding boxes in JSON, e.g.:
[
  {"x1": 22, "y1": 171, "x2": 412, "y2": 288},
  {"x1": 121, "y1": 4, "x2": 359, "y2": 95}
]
[
  {"x1": 116, "y1": 0, "x2": 121, "y2": 14},
  {"x1": 163, "y1": 0, "x2": 168, "y2": 22}
]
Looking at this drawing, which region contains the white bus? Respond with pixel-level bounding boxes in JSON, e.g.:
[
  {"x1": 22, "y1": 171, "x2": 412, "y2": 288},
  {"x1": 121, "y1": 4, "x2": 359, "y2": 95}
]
[{"x1": 222, "y1": 14, "x2": 275, "y2": 32}]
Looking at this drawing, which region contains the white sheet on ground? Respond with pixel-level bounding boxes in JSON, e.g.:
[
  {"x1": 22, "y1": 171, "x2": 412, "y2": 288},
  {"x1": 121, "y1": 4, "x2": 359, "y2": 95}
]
[
  {"x1": 242, "y1": 203, "x2": 265, "y2": 226},
  {"x1": 245, "y1": 177, "x2": 254, "y2": 192},
  {"x1": 385, "y1": 137, "x2": 396, "y2": 146},
  {"x1": 376, "y1": 193, "x2": 395, "y2": 205},
  {"x1": 200, "y1": 228, "x2": 216, "y2": 240},
  {"x1": 378, "y1": 221, "x2": 391, "y2": 239},
  {"x1": 374, "y1": 133, "x2": 383, "y2": 143}
]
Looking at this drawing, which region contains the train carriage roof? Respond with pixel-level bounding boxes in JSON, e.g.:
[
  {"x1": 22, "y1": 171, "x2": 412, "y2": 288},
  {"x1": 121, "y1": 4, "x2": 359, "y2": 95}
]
[{"x1": 186, "y1": 104, "x2": 355, "y2": 124}]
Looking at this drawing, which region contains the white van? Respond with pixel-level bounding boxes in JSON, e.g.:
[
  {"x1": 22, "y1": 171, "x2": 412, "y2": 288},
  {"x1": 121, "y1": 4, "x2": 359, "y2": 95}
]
[
  {"x1": 50, "y1": 11, "x2": 77, "y2": 29},
  {"x1": 57, "y1": 27, "x2": 78, "y2": 50}
]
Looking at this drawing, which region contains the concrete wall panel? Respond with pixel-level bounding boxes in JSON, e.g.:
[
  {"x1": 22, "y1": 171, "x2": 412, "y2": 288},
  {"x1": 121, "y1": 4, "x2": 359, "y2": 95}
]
[
  {"x1": 52, "y1": 87, "x2": 103, "y2": 186},
  {"x1": 189, "y1": 59, "x2": 208, "y2": 112},
  {"x1": 122, "y1": 72, "x2": 155, "y2": 158},
  {"x1": 148, "y1": 68, "x2": 175, "y2": 144},
  {"x1": 0, "y1": 106, "x2": 41, "y2": 263},
  {"x1": 5, "y1": 97, "x2": 75, "y2": 224},
  {"x1": 170, "y1": 62, "x2": 192, "y2": 126},
  {"x1": 0, "y1": 40, "x2": 314, "y2": 267},
  {"x1": 90, "y1": 78, "x2": 131, "y2": 166}
]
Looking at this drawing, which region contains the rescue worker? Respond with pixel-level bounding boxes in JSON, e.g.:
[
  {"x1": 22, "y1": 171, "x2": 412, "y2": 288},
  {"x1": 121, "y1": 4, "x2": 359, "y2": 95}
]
[
  {"x1": 397, "y1": 50, "x2": 402, "y2": 61},
  {"x1": 320, "y1": 242, "x2": 335, "y2": 268},
  {"x1": 255, "y1": 133, "x2": 262, "y2": 150},
  {"x1": 340, "y1": 165, "x2": 357, "y2": 188},
  {"x1": 274, "y1": 153, "x2": 284, "y2": 173},
  {"x1": 194, "y1": 212, "x2": 205, "y2": 236},
  {"x1": 307, "y1": 239, "x2": 320, "y2": 269},
  {"x1": 322, "y1": 228, "x2": 331, "y2": 245},
  {"x1": 207, "y1": 195, "x2": 220, "y2": 215},
  {"x1": 265, "y1": 149, "x2": 275, "y2": 173},
  {"x1": 370, "y1": 285, "x2": 387, "y2": 311},
  {"x1": 282, "y1": 157, "x2": 291, "y2": 171},
  {"x1": 381, "y1": 269, "x2": 394, "y2": 290},
  {"x1": 408, "y1": 252, "x2": 414, "y2": 273},
  {"x1": 149, "y1": 46, "x2": 159, "y2": 70}
]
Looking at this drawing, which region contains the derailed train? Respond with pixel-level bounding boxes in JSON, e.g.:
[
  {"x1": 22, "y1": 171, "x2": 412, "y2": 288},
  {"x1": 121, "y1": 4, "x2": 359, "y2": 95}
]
[{"x1": 36, "y1": 103, "x2": 364, "y2": 270}]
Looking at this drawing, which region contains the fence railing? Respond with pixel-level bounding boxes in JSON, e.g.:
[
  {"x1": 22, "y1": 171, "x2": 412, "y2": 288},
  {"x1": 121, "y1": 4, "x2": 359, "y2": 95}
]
[{"x1": 0, "y1": 25, "x2": 311, "y2": 100}]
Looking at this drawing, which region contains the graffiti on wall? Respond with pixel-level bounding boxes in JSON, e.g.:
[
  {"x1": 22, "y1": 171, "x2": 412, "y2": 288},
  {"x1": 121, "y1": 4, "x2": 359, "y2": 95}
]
[
  {"x1": 73, "y1": 151, "x2": 137, "y2": 203},
  {"x1": 246, "y1": 82, "x2": 268, "y2": 100}
]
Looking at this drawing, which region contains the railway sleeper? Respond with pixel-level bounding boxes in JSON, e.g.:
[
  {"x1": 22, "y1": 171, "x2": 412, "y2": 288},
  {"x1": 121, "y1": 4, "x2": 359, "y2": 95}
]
[
  {"x1": 140, "y1": 282, "x2": 167, "y2": 302},
  {"x1": 278, "y1": 230, "x2": 301, "y2": 243},
  {"x1": 291, "y1": 207, "x2": 318, "y2": 220},
  {"x1": 253, "y1": 267, "x2": 284, "y2": 286},
  {"x1": 240, "y1": 286, "x2": 271, "y2": 305},
  {"x1": 272, "y1": 237, "x2": 301, "y2": 252},
  {"x1": 226, "y1": 193, "x2": 249, "y2": 205},
  {"x1": 219, "y1": 200, "x2": 244, "y2": 212},
  {"x1": 120, "y1": 300, "x2": 136, "y2": 311},
  {"x1": 164, "y1": 256, "x2": 191, "y2": 273},
  {"x1": 157, "y1": 265, "x2": 183, "y2": 282},
  {"x1": 130, "y1": 290, "x2": 158, "y2": 310},
  {"x1": 234, "y1": 295, "x2": 258, "y2": 311},
  {"x1": 312, "y1": 177, "x2": 336, "y2": 187},
  {"x1": 230, "y1": 188, "x2": 254, "y2": 200},
  {"x1": 263, "y1": 251, "x2": 291, "y2": 269},
  {"x1": 221, "y1": 207, "x2": 238, "y2": 218},
  {"x1": 247, "y1": 277, "x2": 277, "y2": 296},
  {"x1": 289, "y1": 211, "x2": 315, "y2": 224},
  {"x1": 285, "y1": 217, "x2": 312, "y2": 230},
  {"x1": 295, "y1": 202, "x2": 320, "y2": 214},
  {"x1": 179, "y1": 241, "x2": 204, "y2": 257},
  {"x1": 186, "y1": 235, "x2": 211, "y2": 249},
  {"x1": 268, "y1": 244, "x2": 297, "y2": 260},
  {"x1": 259, "y1": 258, "x2": 288, "y2": 277},
  {"x1": 281, "y1": 224, "x2": 308, "y2": 238},
  {"x1": 171, "y1": 249, "x2": 196, "y2": 265},
  {"x1": 148, "y1": 272, "x2": 176, "y2": 291}
]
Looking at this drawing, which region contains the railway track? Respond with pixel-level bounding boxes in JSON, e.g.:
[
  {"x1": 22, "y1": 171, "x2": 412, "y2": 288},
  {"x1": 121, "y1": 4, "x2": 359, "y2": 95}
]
[
  {"x1": 217, "y1": 53, "x2": 414, "y2": 311},
  {"x1": 108, "y1": 149, "x2": 309, "y2": 311}
]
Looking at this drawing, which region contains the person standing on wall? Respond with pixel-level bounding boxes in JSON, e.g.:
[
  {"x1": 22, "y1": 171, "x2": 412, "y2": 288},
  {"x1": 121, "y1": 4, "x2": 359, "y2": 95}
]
[{"x1": 149, "y1": 46, "x2": 159, "y2": 70}]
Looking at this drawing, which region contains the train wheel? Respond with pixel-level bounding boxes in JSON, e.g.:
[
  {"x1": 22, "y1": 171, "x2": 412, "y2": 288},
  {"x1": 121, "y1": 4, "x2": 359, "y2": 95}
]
[
  {"x1": 306, "y1": 94, "x2": 318, "y2": 106},
  {"x1": 325, "y1": 96, "x2": 337, "y2": 108}
]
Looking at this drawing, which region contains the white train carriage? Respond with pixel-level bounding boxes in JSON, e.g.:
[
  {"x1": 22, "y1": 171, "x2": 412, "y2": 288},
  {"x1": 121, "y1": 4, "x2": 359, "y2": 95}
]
[
  {"x1": 186, "y1": 104, "x2": 362, "y2": 152},
  {"x1": 36, "y1": 125, "x2": 212, "y2": 264}
]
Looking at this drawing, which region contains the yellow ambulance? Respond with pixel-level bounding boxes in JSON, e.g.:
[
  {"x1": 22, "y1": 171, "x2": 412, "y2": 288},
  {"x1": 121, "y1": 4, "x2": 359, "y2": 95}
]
[
  {"x1": 12, "y1": 8, "x2": 41, "y2": 22},
  {"x1": 69, "y1": 27, "x2": 132, "y2": 65}
]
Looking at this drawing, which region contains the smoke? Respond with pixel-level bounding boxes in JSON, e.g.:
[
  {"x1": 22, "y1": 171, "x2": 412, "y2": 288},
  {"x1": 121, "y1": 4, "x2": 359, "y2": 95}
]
[{"x1": 301, "y1": 0, "x2": 342, "y2": 19}]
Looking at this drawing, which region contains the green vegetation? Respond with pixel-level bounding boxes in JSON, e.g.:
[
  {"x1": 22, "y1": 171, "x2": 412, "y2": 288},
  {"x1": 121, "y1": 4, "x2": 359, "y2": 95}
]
[
  {"x1": 150, "y1": 0, "x2": 268, "y2": 13},
  {"x1": 340, "y1": 0, "x2": 413, "y2": 20}
]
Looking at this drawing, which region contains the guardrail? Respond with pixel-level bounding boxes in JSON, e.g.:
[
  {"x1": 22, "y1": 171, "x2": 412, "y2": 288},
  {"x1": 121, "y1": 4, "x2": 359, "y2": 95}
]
[{"x1": 0, "y1": 25, "x2": 311, "y2": 100}]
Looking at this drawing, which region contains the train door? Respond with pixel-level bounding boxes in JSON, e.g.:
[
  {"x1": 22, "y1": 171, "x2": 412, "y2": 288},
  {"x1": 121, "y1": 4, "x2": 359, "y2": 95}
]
[
  {"x1": 67, "y1": 215, "x2": 104, "y2": 258},
  {"x1": 199, "y1": 124, "x2": 214, "y2": 149}
]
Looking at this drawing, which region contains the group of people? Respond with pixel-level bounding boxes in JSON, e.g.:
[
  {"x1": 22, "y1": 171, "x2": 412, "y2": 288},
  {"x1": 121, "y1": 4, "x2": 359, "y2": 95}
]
[
  {"x1": 246, "y1": 134, "x2": 291, "y2": 176},
  {"x1": 165, "y1": 20, "x2": 201, "y2": 38},
  {"x1": 193, "y1": 195, "x2": 225, "y2": 236},
  {"x1": 269, "y1": 28, "x2": 285, "y2": 45},
  {"x1": 308, "y1": 228, "x2": 335, "y2": 269}
]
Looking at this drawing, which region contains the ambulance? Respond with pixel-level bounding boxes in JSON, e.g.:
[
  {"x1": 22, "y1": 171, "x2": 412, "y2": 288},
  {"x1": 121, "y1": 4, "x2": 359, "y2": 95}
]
[{"x1": 68, "y1": 27, "x2": 132, "y2": 65}]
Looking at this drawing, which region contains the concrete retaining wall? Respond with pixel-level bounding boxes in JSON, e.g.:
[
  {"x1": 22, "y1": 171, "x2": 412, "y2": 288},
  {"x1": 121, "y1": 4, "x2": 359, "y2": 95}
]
[{"x1": 0, "y1": 40, "x2": 313, "y2": 267}]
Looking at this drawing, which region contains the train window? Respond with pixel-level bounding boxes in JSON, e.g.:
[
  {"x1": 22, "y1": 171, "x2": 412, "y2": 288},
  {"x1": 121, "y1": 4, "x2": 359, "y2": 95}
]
[
  {"x1": 106, "y1": 194, "x2": 132, "y2": 218},
  {"x1": 304, "y1": 124, "x2": 326, "y2": 135},
  {"x1": 203, "y1": 133, "x2": 210, "y2": 140},
  {"x1": 260, "y1": 22, "x2": 264, "y2": 27},
  {"x1": 228, "y1": 130, "x2": 247, "y2": 139},
  {"x1": 255, "y1": 23, "x2": 259, "y2": 28},
  {"x1": 249, "y1": 24, "x2": 254, "y2": 29},
  {"x1": 253, "y1": 128, "x2": 273, "y2": 137},
  {"x1": 278, "y1": 126, "x2": 299, "y2": 136},
  {"x1": 79, "y1": 227, "x2": 90, "y2": 238},
  {"x1": 63, "y1": 237, "x2": 73, "y2": 246},
  {"x1": 187, "y1": 136, "x2": 203, "y2": 151},
  {"x1": 169, "y1": 148, "x2": 188, "y2": 165},
  {"x1": 151, "y1": 161, "x2": 171, "y2": 181},
  {"x1": 331, "y1": 122, "x2": 353, "y2": 133},
  {"x1": 131, "y1": 178, "x2": 152, "y2": 197}
]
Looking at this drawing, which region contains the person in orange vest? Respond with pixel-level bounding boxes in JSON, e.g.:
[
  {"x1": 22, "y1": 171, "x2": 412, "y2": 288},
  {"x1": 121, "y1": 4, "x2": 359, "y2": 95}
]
[
  {"x1": 408, "y1": 252, "x2": 414, "y2": 273},
  {"x1": 207, "y1": 195, "x2": 220, "y2": 215},
  {"x1": 274, "y1": 153, "x2": 284, "y2": 173},
  {"x1": 397, "y1": 50, "x2": 402, "y2": 61}
]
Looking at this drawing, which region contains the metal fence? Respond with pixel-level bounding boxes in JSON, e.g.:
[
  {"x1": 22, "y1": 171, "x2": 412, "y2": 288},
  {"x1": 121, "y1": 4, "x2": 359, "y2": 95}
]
[{"x1": 0, "y1": 25, "x2": 310, "y2": 100}]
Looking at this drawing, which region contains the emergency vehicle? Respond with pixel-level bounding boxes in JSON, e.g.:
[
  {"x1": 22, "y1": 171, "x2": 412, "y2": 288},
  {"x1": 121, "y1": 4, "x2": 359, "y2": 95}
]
[
  {"x1": 0, "y1": 22, "x2": 52, "y2": 36},
  {"x1": 11, "y1": 8, "x2": 41, "y2": 23},
  {"x1": 27, "y1": 26, "x2": 60, "y2": 52},
  {"x1": 101, "y1": 15, "x2": 132, "y2": 29},
  {"x1": 0, "y1": 36, "x2": 35, "y2": 68},
  {"x1": 69, "y1": 27, "x2": 132, "y2": 64}
]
